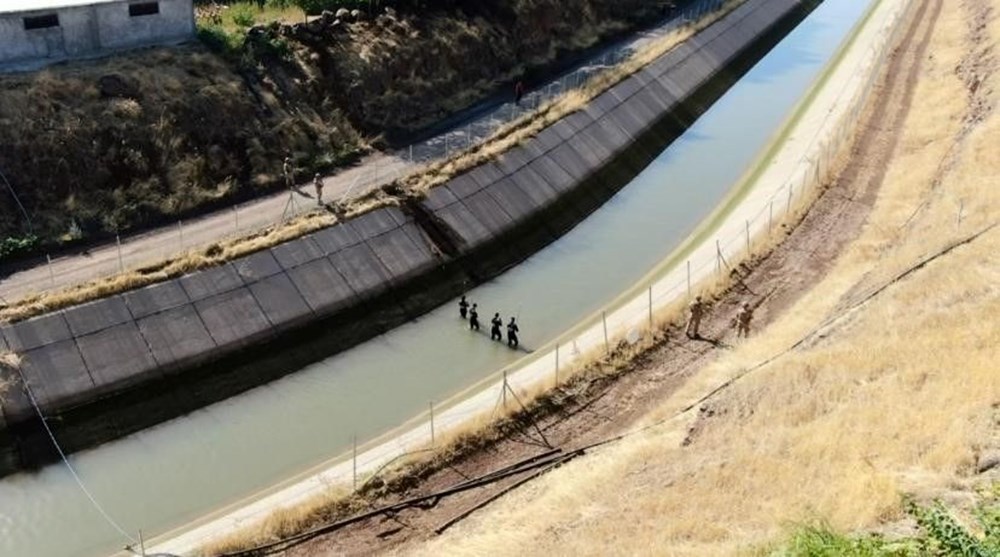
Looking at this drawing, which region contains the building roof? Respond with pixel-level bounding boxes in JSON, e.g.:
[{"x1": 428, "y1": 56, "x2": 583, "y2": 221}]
[{"x1": 0, "y1": 0, "x2": 129, "y2": 16}]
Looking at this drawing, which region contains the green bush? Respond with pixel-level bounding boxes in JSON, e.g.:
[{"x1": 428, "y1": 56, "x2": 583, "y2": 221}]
[
  {"x1": 230, "y1": 3, "x2": 257, "y2": 27},
  {"x1": 0, "y1": 234, "x2": 38, "y2": 262},
  {"x1": 197, "y1": 24, "x2": 245, "y2": 56}
]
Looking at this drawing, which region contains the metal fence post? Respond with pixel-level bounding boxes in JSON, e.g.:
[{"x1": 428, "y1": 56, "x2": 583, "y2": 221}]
[
  {"x1": 687, "y1": 260, "x2": 692, "y2": 299},
  {"x1": 116, "y1": 234, "x2": 124, "y2": 273},
  {"x1": 554, "y1": 343, "x2": 559, "y2": 386},
  {"x1": 352, "y1": 435, "x2": 358, "y2": 491},
  {"x1": 745, "y1": 220, "x2": 751, "y2": 256},
  {"x1": 429, "y1": 401, "x2": 435, "y2": 447},
  {"x1": 502, "y1": 371, "x2": 508, "y2": 409},
  {"x1": 602, "y1": 311, "x2": 609, "y2": 352},
  {"x1": 648, "y1": 285, "x2": 653, "y2": 329},
  {"x1": 177, "y1": 220, "x2": 184, "y2": 250},
  {"x1": 46, "y1": 254, "x2": 55, "y2": 288}
]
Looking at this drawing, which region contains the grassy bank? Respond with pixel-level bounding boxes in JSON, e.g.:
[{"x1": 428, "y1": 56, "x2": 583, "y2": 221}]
[{"x1": 410, "y1": 0, "x2": 1000, "y2": 553}]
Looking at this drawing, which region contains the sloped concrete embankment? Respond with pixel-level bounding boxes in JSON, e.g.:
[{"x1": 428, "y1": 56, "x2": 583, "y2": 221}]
[{"x1": 0, "y1": 0, "x2": 817, "y2": 477}]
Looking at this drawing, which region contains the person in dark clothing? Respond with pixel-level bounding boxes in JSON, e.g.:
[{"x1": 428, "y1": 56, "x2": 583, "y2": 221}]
[
  {"x1": 507, "y1": 317, "x2": 520, "y2": 349},
  {"x1": 490, "y1": 313, "x2": 503, "y2": 341},
  {"x1": 469, "y1": 304, "x2": 480, "y2": 331},
  {"x1": 459, "y1": 296, "x2": 469, "y2": 320},
  {"x1": 514, "y1": 81, "x2": 525, "y2": 105}
]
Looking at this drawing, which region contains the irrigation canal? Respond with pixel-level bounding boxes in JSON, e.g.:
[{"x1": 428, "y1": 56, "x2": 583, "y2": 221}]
[{"x1": 0, "y1": 2, "x2": 872, "y2": 555}]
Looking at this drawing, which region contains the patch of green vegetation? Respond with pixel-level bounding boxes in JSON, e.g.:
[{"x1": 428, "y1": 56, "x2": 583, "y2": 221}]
[
  {"x1": 772, "y1": 487, "x2": 1000, "y2": 557},
  {"x1": 0, "y1": 234, "x2": 38, "y2": 262}
]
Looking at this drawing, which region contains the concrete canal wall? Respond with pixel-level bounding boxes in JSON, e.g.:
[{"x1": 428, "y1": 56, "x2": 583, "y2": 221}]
[{"x1": 0, "y1": 0, "x2": 816, "y2": 475}]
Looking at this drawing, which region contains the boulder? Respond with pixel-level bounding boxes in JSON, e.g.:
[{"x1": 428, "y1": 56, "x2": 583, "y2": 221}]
[
  {"x1": 350, "y1": 9, "x2": 365, "y2": 21},
  {"x1": 336, "y1": 7, "x2": 351, "y2": 21}
]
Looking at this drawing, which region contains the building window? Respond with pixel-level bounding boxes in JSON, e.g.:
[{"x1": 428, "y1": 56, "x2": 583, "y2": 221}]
[
  {"x1": 129, "y1": 2, "x2": 160, "y2": 17},
  {"x1": 23, "y1": 14, "x2": 59, "y2": 30}
]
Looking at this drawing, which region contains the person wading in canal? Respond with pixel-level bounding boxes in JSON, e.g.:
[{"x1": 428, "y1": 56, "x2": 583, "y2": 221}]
[
  {"x1": 507, "y1": 317, "x2": 520, "y2": 349},
  {"x1": 469, "y1": 304, "x2": 480, "y2": 331},
  {"x1": 491, "y1": 313, "x2": 503, "y2": 341},
  {"x1": 459, "y1": 296, "x2": 469, "y2": 320}
]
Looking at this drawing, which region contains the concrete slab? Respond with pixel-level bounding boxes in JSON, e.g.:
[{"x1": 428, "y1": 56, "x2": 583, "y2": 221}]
[
  {"x1": 195, "y1": 288, "x2": 273, "y2": 349},
  {"x1": 137, "y1": 305, "x2": 217, "y2": 369},
  {"x1": 77, "y1": 323, "x2": 160, "y2": 390},
  {"x1": 549, "y1": 118, "x2": 580, "y2": 142},
  {"x1": 571, "y1": 127, "x2": 614, "y2": 166},
  {"x1": 609, "y1": 103, "x2": 653, "y2": 138},
  {"x1": 532, "y1": 125, "x2": 566, "y2": 153},
  {"x1": 329, "y1": 244, "x2": 394, "y2": 296},
  {"x1": 593, "y1": 114, "x2": 635, "y2": 146},
  {"x1": 635, "y1": 81, "x2": 676, "y2": 113},
  {"x1": 311, "y1": 223, "x2": 363, "y2": 255},
  {"x1": 528, "y1": 155, "x2": 577, "y2": 193},
  {"x1": 63, "y1": 296, "x2": 132, "y2": 337},
  {"x1": 656, "y1": 72, "x2": 688, "y2": 100},
  {"x1": 547, "y1": 142, "x2": 592, "y2": 181},
  {"x1": 435, "y1": 203, "x2": 491, "y2": 247},
  {"x1": 466, "y1": 162, "x2": 506, "y2": 190},
  {"x1": 444, "y1": 173, "x2": 484, "y2": 201},
  {"x1": 18, "y1": 339, "x2": 93, "y2": 410},
  {"x1": 423, "y1": 185, "x2": 460, "y2": 212},
  {"x1": 232, "y1": 250, "x2": 283, "y2": 284},
  {"x1": 1, "y1": 312, "x2": 72, "y2": 352},
  {"x1": 608, "y1": 74, "x2": 643, "y2": 103},
  {"x1": 508, "y1": 162, "x2": 561, "y2": 204},
  {"x1": 179, "y1": 263, "x2": 244, "y2": 302},
  {"x1": 351, "y1": 208, "x2": 404, "y2": 240},
  {"x1": 562, "y1": 110, "x2": 595, "y2": 134},
  {"x1": 459, "y1": 190, "x2": 517, "y2": 237},
  {"x1": 124, "y1": 280, "x2": 191, "y2": 319},
  {"x1": 515, "y1": 136, "x2": 547, "y2": 161},
  {"x1": 483, "y1": 177, "x2": 540, "y2": 224},
  {"x1": 286, "y1": 258, "x2": 356, "y2": 314},
  {"x1": 366, "y1": 225, "x2": 438, "y2": 282},
  {"x1": 495, "y1": 146, "x2": 535, "y2": 176},
  {"x1": 270, "y1": 235, "x2": 325, "y2": 270},
  {"x1": 247, "y1": 273, "x2": 314, "y2": 331}
]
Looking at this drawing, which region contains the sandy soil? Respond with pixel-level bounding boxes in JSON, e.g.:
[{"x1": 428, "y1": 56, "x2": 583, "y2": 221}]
[{"x1": 229, "y1": 0, "x2": 945, "y2": 554}]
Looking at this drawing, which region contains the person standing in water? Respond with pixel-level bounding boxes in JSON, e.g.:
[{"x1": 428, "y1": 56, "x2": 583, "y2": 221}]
[
  {"x1": 490, "y1": 313, "x2": 503, "y2": 341},
  {"x1": 507, "y1": 317, "x2": 520, "y2": 349},
  {"x1": 469, "y1": 304, "x2": 480, "y2": 331}
]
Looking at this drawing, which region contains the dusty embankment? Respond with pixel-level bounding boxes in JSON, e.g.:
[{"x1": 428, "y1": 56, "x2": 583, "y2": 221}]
[
  {"x1": 398, "y1": 0, "x2": 1000, "y2": 554},
  {"x1": 0, "y1": 0, "x2": 675, "y2": 251},
  {"x1": 185, "y1": 0, "x2": 1000, "y2": 554}
]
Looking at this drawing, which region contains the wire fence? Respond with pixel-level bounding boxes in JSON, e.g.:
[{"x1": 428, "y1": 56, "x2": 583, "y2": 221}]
[{"x1": 149, "y1": 0, "x2": 919, "y2": 553}]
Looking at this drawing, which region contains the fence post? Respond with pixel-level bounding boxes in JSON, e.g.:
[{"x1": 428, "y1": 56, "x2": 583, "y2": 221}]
[
  {"x1": 445, "y1": 134, "x2": 450, "y2": 158},
  {"x1": 715, "y1": 239, "x2": 722, "y2": 277},
  {"x1": 769, "y1": 201, "x2": 774, "y2": 235},
  {"x1": 46, "y1": 254, "x2": 55, "y2": 288},
  {"x1": 745, "y1": 220, "x2": 751, "y2": 257},
  {"x1": 352, "y1": 434, "x2": 358, "y2": 491},
  {"x1": 409, "y1": 144, "x2": 414, "y2": 163},
  {"x1": 502, "y1": 371, "x2": 508, "y2": 409},
  {"x1": 233, "y1": 205, "x2": 239, "y2": 234},
  {"x1": 687, "y1": 260, "x2": 692, "y2": 299},
  {"x1": 554, "y1": 343, "x2": 559, "y2": 386},
  {"x1": 177, "y1": 220, "x2": 184, "y2": 250},
  {"x1": 957, "y1": 199, "x2": 964, "y2": 229},
  {"x1": 648, "y1": 285, "x2": 653, "y2": 330},
  {"x1": 786, "y1": 186, "x2": 793, "y2": 216},
  {"x1": 116, "y1": 234, "x2": 124, "y2": 274},
  {"x1": 429, "y1": 401, "x2": 435, "y2": 447},
  {"x1": 602, "y1": 311, "x2": 609, "y2": 352}
]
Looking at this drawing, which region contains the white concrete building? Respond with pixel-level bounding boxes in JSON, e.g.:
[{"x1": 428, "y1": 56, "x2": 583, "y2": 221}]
[{"x1": 0, "y1": 0, "x2": 194, "y2": 69}]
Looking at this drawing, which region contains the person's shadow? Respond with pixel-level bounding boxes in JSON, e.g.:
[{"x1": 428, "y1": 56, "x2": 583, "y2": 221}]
[{"x1": 689, "y1": 333, "x2": 730, "y2": 350}]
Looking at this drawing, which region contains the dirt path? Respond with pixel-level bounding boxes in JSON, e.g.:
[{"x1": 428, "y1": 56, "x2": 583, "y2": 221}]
[{"x1": 211, "y1": 1, "x2": 940, "y2": 555}]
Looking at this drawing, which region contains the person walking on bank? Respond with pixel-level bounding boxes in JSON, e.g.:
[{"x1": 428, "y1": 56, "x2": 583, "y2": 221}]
[
  {"x1": 514, "y1": 80, "x2": 525, "y2": 106},
  {"x1": 686, "y1": 295, "x2": 705, "y2": 339},
  {"x1": 283, "y1": 156, "x2": 294, "y2": 190},
  {"x1": 490, "y1": 313, "x2": 503, "y2": 341},
  {"x1": 313, "y1": 173, "x2": 324, "y2": 206},
  {"x1": 459, "y1": 296, "x2": 470, "y2": 319},
  {"x1": 469, "y1": 304, "x2": 480, "y2": 331},
  {"x1": 734, "y1": 302, "x2": 754, "y2": 338},
  {"x1": 507, "y1": 317, "x2": 520, "y2": 349}
]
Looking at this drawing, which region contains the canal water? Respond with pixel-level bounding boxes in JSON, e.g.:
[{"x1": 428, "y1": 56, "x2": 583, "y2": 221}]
[{"x1": 0, "y1": 2, "x2": 872, "y2": 555}]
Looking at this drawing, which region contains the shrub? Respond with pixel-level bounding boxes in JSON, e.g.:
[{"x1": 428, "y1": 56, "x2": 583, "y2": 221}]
[{"x1": 230, "y1": 3, "x2": 257, "y2": 27}]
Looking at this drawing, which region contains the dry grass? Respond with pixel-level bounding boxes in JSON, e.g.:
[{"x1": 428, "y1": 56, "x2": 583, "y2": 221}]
[
  {"x1": 0, "y1": 0, "x2": 741, "y2": 324},
  {"x1": 406, "y1": 2, "x2": 1000, "y2": 555}
]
